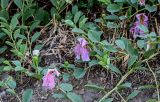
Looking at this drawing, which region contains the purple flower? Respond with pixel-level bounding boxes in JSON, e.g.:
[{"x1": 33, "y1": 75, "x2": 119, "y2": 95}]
[
  {"x1": 130, "y1": 13, "x2": 148, "y2": 39},
  {"x1": 42, "y1": 69, "x2": 60, "y2": 90},
  {"x1": 74, "y1": 38, "x2": 90, "y2": 61},
  {"x1": 139, "y1": 0, "x2": 145, "y2": 6}
]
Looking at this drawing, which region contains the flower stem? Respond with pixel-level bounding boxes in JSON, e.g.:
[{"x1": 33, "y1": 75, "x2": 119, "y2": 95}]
[{"x1": 99, "y1": 69, "x2": 134, "y2": 102}]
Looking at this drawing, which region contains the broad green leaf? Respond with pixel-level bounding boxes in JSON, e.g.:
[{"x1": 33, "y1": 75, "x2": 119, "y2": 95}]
[
  {"x1": 29, "y1": 21, "x2": 40, "y2": 32},
  {"x1": 62, "y1": 73, "x2": 70, "y2": 81},
  {"x1": 10, "y1": 14, "x2": 20, "y2": 30},
  {"x1": 145, "y1": 5, "x2": 157, "y2": 12},
  {"x1": 22, "y1": 89, "x2": 33, "y2": 102},
  {"x1": 2, "y1": 28, "x2": 11, "y2": 36},
  {"x1": 137, "y1": 40, "x2": 145, "y2": 49},
  {"x1": 107, "y1": 4, "x2": 121, "y2": 13},
  {"x1": 88, "y1": 30, "x2": 102, "y2": 43},
  {"x1": 89, "y1": 60, "x2": 99, "y2": 67},
  {"x1": 73, "y1": 68, "x2": 86, "y2": 79},
  {"x1": 72, "y1": 5, "x2": 78, "y2": 15},
  {"x1": 104, "y1": 45, "x2": 118, "y2": 52},
  {"x1": 74, "y1": 11, "x2": 83, "y2": 24},
  {"x1": 31, "y1": 32, "x2": 41, "y2": 43},
  {"x1": 14, "y1": 0, "x2": 23, "y2": 9},
  {"x1": 52, "y1": 93, "x2": 66, "y2": 99},
  {"x1": 107, "y1": 22, "x2": 119, "y2": 29},
  {"x1": 15, "y1": 66, "x2": 25, "y2": 71},
  {"x1": 50, "y1": 0, "x2": 58, "y2": 7},
  {"x1": 0, "y1": 46, "x2": 7, "y2": 54},
  {"x1": 0, "y1": 57, "x2": 5, "y2": 64},
  {"x1": 3, "y1": 66, "x2": 13, "y2": 71},
  {"x1": 72, "y1": 28, "x2": 85, "y2": 34},
  {"x1": 12, "y1": 60, "x2": 21, "y2": 66},
  {"x1": 65, "y1": 20, "x2": 75, "y2": 27},
  {"x1": 127, "y1": 90, "x2": 140, "y2": 100},
  {"x1": 60, "y1": 83, "x2": 73, "y2": 92},
  {"x1": 138, "y1": 24, "x2": 149, "y2": 33},
  {"x1": 1, "y1": 0, "x2": 9, "y2": 9},
  {"x1": 0, "y1": 17, "x2": 7, "y2": 22},
  {"x1": 67, "y1": 92, "x2": 83, "y2": 102},
  {"x1": 128, "y1": 55, "x2": 138, "y2": 68},
  {"x1": 108, "y1": 64, "x2": 122, "y2": 75},
  {"x1": 7, "y1": 77, "x2": 16, "y2": 89},
  {"x1": 6, "y1": 89, "x2": 16, "y2": 95},
  {"x1": 115, "y1": 39, "x2": 125, "y2": 49},
  {"x1": 79, "y1": 18, "x2": 88, "y2": 28}
]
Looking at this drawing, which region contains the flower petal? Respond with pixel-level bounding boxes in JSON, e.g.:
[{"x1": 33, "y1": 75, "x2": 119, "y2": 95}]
[
  {"x1": 42, "y1": 74, "x2": 56, "y2": 90},
  {"x1": 74, "y1": 44, "x2": 81, "y2": 60},
  {"x1": 81, "y1": 47, "x2": 90, "y2": 61},
  {"x1": 78, "y1": 38, "x2": 88, "y2": 47}
]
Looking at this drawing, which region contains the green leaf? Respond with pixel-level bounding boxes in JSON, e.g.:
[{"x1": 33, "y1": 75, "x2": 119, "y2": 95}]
[
  {"x1": 74, "y1": 11, "x2": 82, "y2": 24},
  {"x1": 6, "y1": 89, "x2": 16, "y2": 95},
  {"x1": 14, "y1": 0, "x2": 23, "y2": 9},
  {"x1": 107, "y1": 22, "x2": 119, "y2": 29},
  {"x1": 60, "y1": 83, "x2": 73, "y2": 92},
  {"x1": 0, "y1": 46, "x2": 7, "y2": 54},
  {"x1": 72, "y1": 28, "x2": 85, "y2": 34},
  {"x1": 138, "y1": 24, "x2": 149, "y2": 33},
  {"x1": 50, "y1": 0, "x2": 58, "y2": 7},
  {"x1": 10, "y1": 14, "x2": 20, "y2": 30},
  {"x1": 12, "y1": 60, "x2": 21, "y2": 66},
  {"x1": 3, "y1": 66, "x2": 13, "y2": 71},
  {"x1": 88, "y1": 30, "x2": 102, "y2": 43},
  {"x1": 145, "y1": 5, "x2": 157, "y2": 12},
  {"x1": 128, "y1": 55, "x2": 138, "y2": 68},
  {"x1": 1, "y1": 0, "x2": 9, "y2": 9},
  {"x1": 2, "y1": 28, "x2": 11, "y2": 36},
  {"x1": 73, "y1": 68, "x2": 86, "y2": 79},
  {"x1": 107, "y1": 4, "x2": 121, "y2": 13},
  {"x1": 85, "y1": 84, "x2": 105, "y2": 91},
  {"x1": 0, "y1": 57, "x2": 5, "y2": 64},
  {"x1": 115, "y1": 39, "x2": 125, "y2": 49},
  {"x1": 119, "y1": 82, "x2": 132, "y2": 88},
  {"x1": 108, "y1": 64, "x2": 122, "y2": 75},
  {"x1": 31, "y1": 32, "x2": 41, "y2": 43},
  {"x1": 79, "y1": 18, "x2": 88, "y2": 28},
  {"x1": 29, "y1": 21, "x2": 40, "y2": 32},
  {"x1": 52, "y1": 93, "x2": 66, "y2": 99},
  {"x1": 7, "y1": 77, "x2": 16, "y2": 89},
  {"x1": 104, "y1": 45, "x2": 118, "y2": 52},
  {"x1": 89, "y1": 60, "x2": 99, "y2": 67},
  {"x1": 65, "y1": 20, "x2": 75, "y2": 27},
  {"x1": 22, "y1": 89, "x2": 33, "y2": 102},
  {"x1": 137, "y1": 40, "x2": 145, "y2": 49},
  {"x1": 127, "y1": 90, "x2": 140, "y2": 100},
  {"x1": 15, "y1": 66, "x2": 25, "y2": 71},
  {"x1": 67, "y1": 92, "x2": 83, "y2": 102},
  {"x1": 62, "y1": 73, "x2": 70, "y2": 81},
  {"x1": 72, "y1": 5, "x2": 78, "y2": 15}
]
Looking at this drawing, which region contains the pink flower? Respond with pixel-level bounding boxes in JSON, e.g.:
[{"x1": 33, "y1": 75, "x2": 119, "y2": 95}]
[
  {"x1": 42, "y1": 69, "x2": 60, "y2": 90},
  {"x1": 139, "y1": 0, "x2": 145, "y2": 6},
  {"x1": 130, "y1": 13, "x2": 148, "y2": 39},
  {"x1": 74, "y1": 38, "x2": 90, "y2": 61}
]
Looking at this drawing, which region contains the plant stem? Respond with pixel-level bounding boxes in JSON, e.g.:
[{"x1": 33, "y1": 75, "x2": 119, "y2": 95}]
[
  {"x1": 99, "y1": 69, "x2": 134, "y2": 102},
  {"x1": 146, "y1": 61, "x2": 160, "y2": 101},
  {"x1": 116, "y1": 90, "x2": 127, "y2": 102}
]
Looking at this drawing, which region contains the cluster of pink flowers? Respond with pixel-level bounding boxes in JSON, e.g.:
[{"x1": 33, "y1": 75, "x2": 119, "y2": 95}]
[
  {"x1": 42, "y1": 69, "x2": 60, "y2": 90},
  {"x1": 74, "y1": 38, "x2": 90, "y2": 61},
  {"x1": 130, "y1": 13, "x2": 148, "y2": 39}
]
